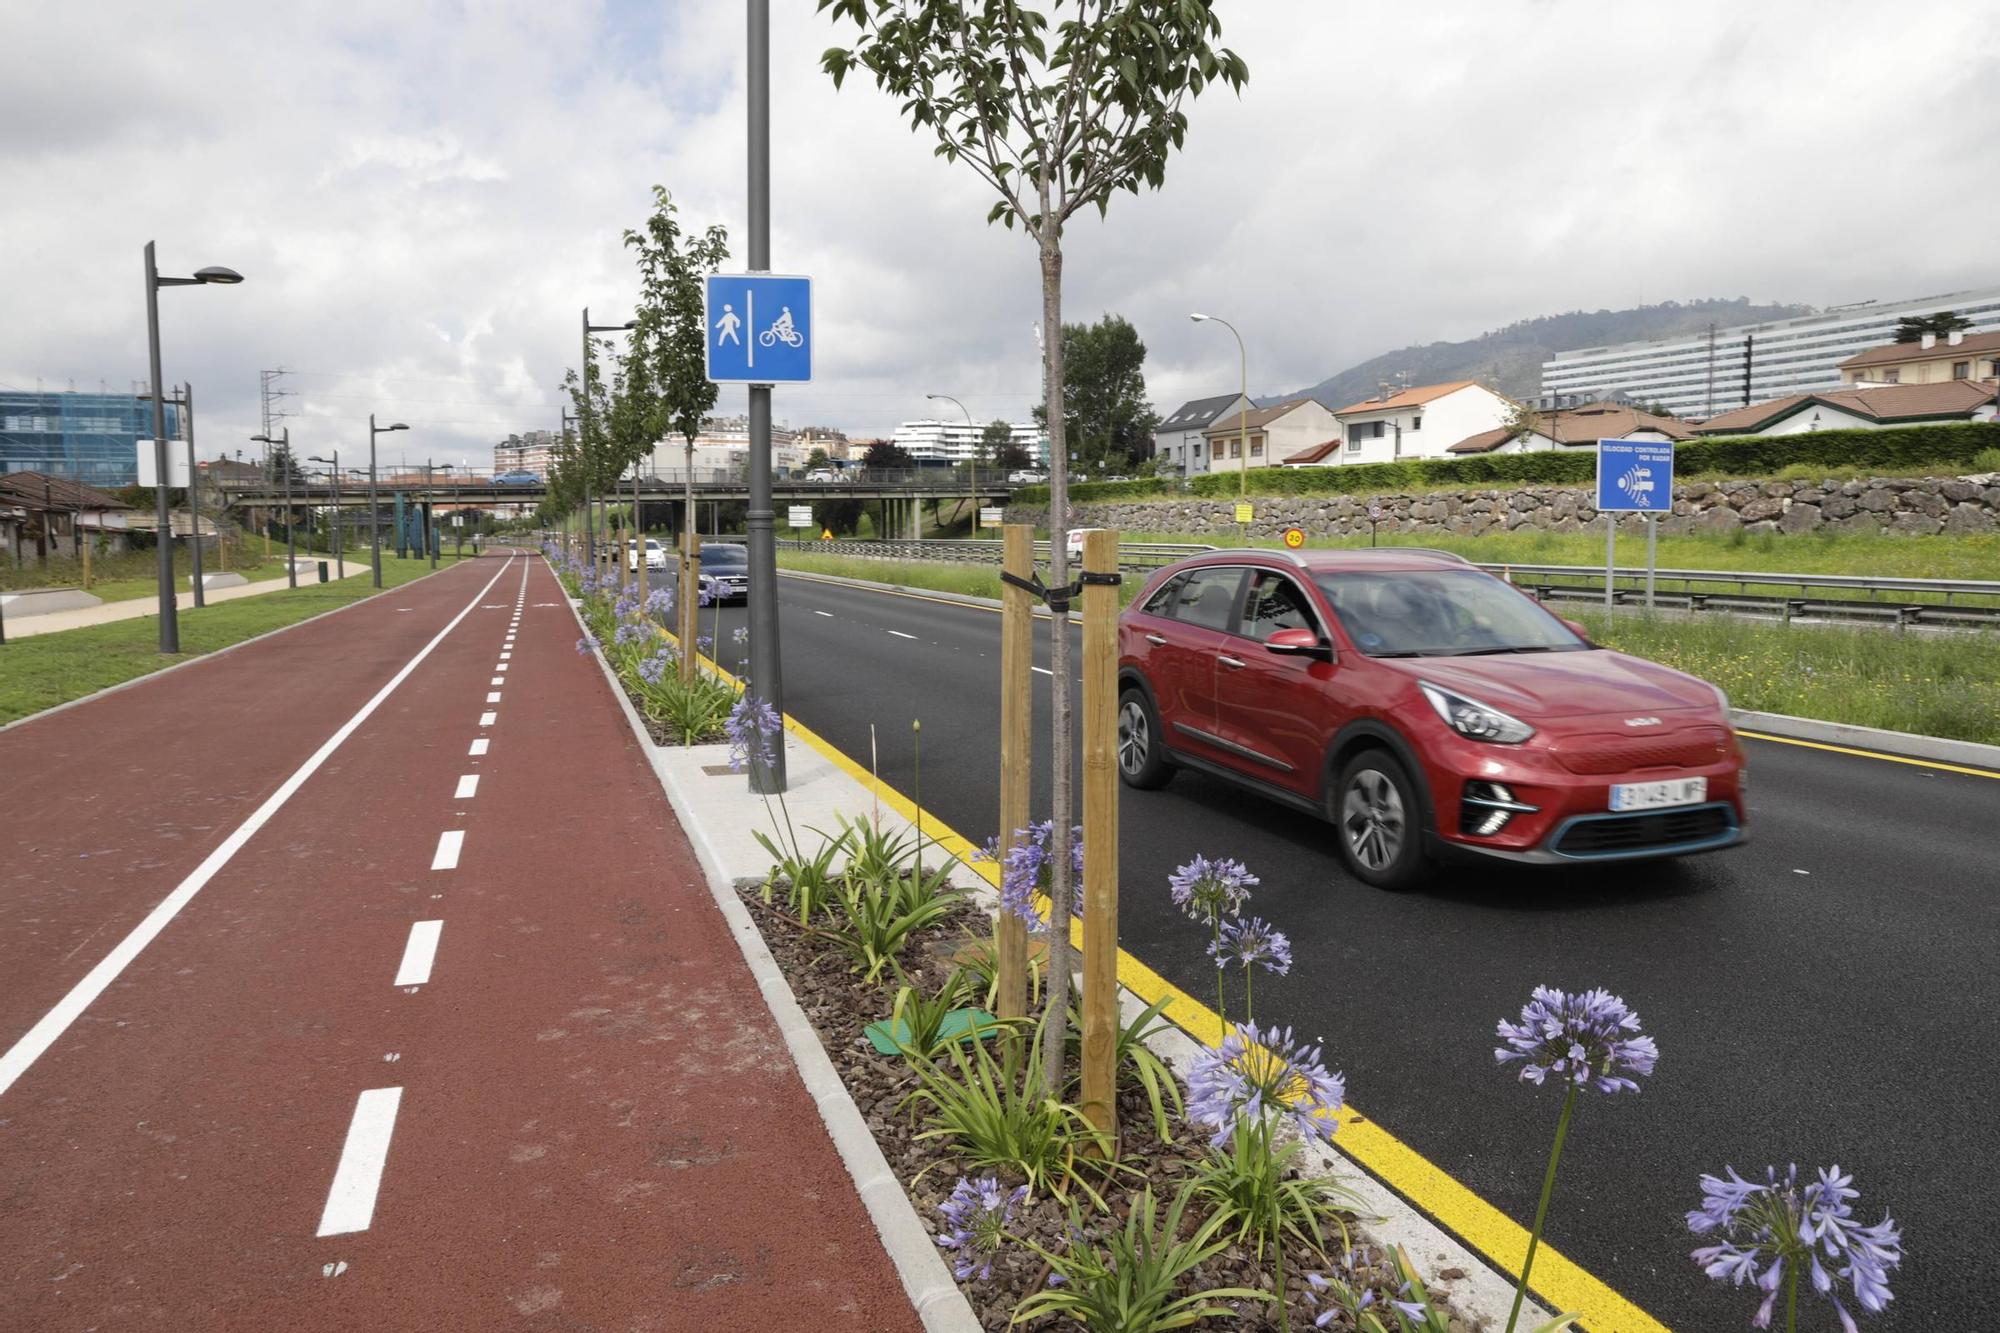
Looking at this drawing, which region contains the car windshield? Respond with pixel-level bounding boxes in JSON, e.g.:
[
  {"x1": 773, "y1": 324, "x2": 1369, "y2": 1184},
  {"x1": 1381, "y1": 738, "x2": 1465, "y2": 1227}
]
[
  {"x1": 700, "y1": 546, "x2": 747, "y2": 567},
  {"x1": 1310, "y1": 569, "x2": 1587, "y2": 657}
]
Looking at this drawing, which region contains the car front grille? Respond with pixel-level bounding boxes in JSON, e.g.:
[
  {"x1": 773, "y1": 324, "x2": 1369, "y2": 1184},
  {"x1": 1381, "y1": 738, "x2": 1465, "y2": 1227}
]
[
  {"x1": 1552, "y1": 804, "x2": 1735, "y2": 858},
  {"x1": 1548, "y1": 726, "x2": 1731, "y2": 775}
]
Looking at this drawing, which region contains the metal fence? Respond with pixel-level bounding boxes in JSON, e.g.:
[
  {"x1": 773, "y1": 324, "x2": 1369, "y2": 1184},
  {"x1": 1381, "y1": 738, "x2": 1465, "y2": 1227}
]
[{"x1": 777, "y1": 539, "x2": 2000, "y2": 630}]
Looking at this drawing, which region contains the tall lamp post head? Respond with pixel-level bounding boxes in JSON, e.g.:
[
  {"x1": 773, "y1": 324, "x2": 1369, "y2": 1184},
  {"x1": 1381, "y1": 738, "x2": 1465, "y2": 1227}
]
[{"x1": 1189, "y1": 312, "x2": 1210, "y2": 323}]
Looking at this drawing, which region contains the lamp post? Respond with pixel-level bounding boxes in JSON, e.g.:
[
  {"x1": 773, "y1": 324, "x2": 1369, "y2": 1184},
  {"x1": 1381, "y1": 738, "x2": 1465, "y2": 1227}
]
[
  {"x1": 251, "y1": 429, "x2": 297, "y2": 586},
  {"x1": 1191, "y1": 313, "x2": 1250, "y2": 544},
  {"x1": 368, "y1": 414, "x2": 409, "y2": 587},
  {"x1": 144, "y1": 243, "x2": 241, "y2": 652},
  {"x1": 579, "y1": 308, "x2": 637, "y2": 577},
  {"x1": 927, "y1": 392, "x2": 980, "y2": 538},
  {"x1": 308, "y1": 453, "x2": 343, "y2": 578}
]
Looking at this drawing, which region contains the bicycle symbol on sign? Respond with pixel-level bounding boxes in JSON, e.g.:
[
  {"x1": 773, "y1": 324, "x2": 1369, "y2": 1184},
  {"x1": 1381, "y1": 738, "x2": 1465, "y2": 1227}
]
[{"x1": 758, "y1": 306, "x2": 805, "y2": 349}]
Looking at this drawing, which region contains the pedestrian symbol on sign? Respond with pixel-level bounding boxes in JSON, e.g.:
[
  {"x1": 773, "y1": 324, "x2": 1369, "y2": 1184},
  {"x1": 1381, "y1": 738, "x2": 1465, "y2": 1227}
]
[{"x1": 714, "y1": 304, "x2": 742, "y2": 346}]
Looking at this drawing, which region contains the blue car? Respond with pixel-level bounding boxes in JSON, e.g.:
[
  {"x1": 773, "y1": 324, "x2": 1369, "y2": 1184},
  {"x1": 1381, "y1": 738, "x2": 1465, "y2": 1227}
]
[{"x1": 494, "y1": 470, "x2": 540, "y2": 485}]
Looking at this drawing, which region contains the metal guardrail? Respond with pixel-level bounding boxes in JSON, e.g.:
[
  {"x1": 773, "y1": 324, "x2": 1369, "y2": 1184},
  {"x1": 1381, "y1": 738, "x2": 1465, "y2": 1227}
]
[{"x1": 777, "y1": 539, "x2": 2000, "y2": 630}]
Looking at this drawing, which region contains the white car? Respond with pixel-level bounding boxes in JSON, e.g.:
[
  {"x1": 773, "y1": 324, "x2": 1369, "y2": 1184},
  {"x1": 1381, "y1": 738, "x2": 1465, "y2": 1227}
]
[
  {"x1": 626, "y1": 538, "x2": 668, "y2": 571},
  {"x1": 805, "y1": 468, "x2": 845, "y2": 483},
  {"x1": 1007, "y1": 469, "x2": 1047, "y2": 484}
]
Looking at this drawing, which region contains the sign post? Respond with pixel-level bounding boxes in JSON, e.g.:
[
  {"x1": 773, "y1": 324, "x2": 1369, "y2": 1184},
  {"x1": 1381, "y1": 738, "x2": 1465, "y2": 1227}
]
[
  {"x1": 1367, "y1": 500, "x2": 1384, "y2": 547},
  {"x1": 1594, "y1": 439, "x2": 1674, "y2": 612}
]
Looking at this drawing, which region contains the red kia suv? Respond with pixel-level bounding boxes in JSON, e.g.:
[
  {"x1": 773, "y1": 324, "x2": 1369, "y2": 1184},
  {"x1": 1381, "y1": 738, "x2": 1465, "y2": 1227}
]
[{"x1": 1117, "y1": 548, "x2": 1745, "y2": 889}]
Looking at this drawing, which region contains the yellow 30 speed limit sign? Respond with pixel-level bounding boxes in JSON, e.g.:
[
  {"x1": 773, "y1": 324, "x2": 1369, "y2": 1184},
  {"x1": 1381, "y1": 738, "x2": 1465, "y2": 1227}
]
[{"x1": 1282, "y1": 527, "x2": 1306, "y2": 549}]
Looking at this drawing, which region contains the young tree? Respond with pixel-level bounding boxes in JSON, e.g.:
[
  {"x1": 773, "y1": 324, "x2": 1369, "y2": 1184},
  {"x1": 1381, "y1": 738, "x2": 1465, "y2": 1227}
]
[
  {"x1": 605, "y1": 341, "x2": 661, "y2": 594},
  {"x1": 564, "y1": 355, "x2": 616, "y2": 557},
  {"x1": 803, "y1": 446, "x2": 833, "y2": 472},
  {"x1": 981, "y1": 417, "x2": 1015, "y2": 469},
  {"x1": 625, "y1": 185, "x2": 729, "y2": 667},
  {"x1": 862, "y1": 439, "x2": 917, "y2": 470},
  {"x1": 819, "y1": 0, "x2": 1247, "y2": 1091}
]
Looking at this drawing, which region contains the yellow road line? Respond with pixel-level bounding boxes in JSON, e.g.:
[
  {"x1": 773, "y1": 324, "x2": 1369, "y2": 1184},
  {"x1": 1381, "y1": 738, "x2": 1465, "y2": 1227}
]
[{"x1": 1739, "y1": 728, "x2": 1999, "y2": 779}]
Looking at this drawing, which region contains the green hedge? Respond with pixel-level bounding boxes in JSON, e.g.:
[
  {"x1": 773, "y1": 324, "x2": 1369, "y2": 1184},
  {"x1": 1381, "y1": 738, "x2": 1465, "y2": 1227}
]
[{"x1": 1010, "y1": 422, "x2": 2000, "y2": 506}]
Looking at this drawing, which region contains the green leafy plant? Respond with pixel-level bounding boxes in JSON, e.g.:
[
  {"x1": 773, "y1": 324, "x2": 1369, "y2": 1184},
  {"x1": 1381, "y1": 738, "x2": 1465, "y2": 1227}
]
[
  {"x1": 1064, "y1": 994, "x2": 1184, "y2": 1141},
  {"x1": 955, "y1": 929, "x2": 1044, "y2": 1012},
  {"x1": 633, "y1": 670, "x2": 737, "y2": 742},
  {"x1": 887, "y1": 967, "x2": 995, "y2": 1060},
  {"x1": 901, "y1": 1010, "x2": 1116, "y2": 1201},
  {"x1": 756, "y1": 825, "x2": 849, "y2": 925},
  {"x1": 813, "y1": 873, "x2": 962, "y2": 986},
  {"x1": 831, "y1": 812, "x2": 922, "y2": 887},
  {"x1": 1189, "y1": 1118, "x2": 1363, "y2": 1262},
  {"x1": 1010, "y1": 1181, "x2": 1270, "y2": 1331}
]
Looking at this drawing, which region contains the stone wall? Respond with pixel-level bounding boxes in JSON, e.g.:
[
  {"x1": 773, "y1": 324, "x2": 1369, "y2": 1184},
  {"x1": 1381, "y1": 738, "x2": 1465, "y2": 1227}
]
[{"x1": 1006, "y1": 474, "x2": 2000, "y2": 540}]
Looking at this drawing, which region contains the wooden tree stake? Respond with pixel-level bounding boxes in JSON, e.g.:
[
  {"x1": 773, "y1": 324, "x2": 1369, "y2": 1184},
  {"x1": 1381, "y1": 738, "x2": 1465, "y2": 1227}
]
[
  {"x1": 996, "y1": 524, "x2": 1032, "y2": 1026},
  {"x1": 1078, "y1": 527, "x2": 1120, "y2": 1139}
]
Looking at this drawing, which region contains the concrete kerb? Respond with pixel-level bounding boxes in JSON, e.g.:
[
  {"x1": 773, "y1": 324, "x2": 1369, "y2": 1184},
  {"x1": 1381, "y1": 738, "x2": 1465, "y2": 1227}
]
[
  {"x1": 560, "y1": 570, "x2": 982, "y2": 1333},
  {"x1": 568, "y1": 561, "x2": 1555, "y2": 1331}
]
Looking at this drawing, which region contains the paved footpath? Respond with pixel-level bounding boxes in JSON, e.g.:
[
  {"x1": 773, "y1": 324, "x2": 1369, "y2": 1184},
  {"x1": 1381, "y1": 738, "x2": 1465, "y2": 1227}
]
[{"x1": 0, "y1": 551, "x2": 921, "y2": 1331}]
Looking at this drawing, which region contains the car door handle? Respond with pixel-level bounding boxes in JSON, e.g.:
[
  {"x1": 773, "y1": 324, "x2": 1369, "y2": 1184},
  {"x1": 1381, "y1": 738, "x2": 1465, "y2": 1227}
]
[
  {"x1": 1145, "y1": 633, "x2": 1168, "y2": 646},
  {"x1": 1218, "y1": 654, "x2": 1246, "y2": 670}
]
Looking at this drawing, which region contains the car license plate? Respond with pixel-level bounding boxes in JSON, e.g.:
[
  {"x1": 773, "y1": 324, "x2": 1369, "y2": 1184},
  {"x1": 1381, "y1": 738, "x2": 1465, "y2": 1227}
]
[{"x1": 1609, "y1": 777, "x2": 1707, "y2": 812}]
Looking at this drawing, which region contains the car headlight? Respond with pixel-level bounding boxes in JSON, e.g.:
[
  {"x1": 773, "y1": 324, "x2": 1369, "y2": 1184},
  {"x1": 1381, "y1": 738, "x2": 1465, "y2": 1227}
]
[{"x1": 1419, "y1": 681, "x2": 1535, "y2": 744}]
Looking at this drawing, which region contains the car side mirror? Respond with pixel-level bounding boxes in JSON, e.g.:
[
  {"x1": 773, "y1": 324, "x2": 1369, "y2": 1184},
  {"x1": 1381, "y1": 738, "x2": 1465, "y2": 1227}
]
[{"x1": 1264, "y1": 627, "x2": 1331, "y2": 660}]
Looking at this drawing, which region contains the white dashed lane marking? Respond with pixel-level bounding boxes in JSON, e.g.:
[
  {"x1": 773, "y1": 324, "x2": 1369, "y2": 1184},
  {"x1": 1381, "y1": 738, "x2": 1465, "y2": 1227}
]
[
  {"x1": 1032, "y1": 666, "x2": 1054, "y2": 676},
  {"x1": 888, "y1": 630, "x2": 917, "y2": 640},
  {"x1": 393, "y1": 921, "x2": 443, "y2": 987},
  {"x1": 316, "y1": 1087, "x2": 403, "y2": 1237},
  {"x1": 813, "y1": 610, "x2": 833, "y2": 617},
  {"x1": 454, "y1": 775, "x2": 479, "y2": 799},
  {"x1": 478, "y1": 711, "x2": 497, "y2": 727},
  {"x1": 431, "y1": 831, "x2": 464, "y2": 870},
  {"x1": 486, "y1": 692, "x2": 501, "y2": 703}
]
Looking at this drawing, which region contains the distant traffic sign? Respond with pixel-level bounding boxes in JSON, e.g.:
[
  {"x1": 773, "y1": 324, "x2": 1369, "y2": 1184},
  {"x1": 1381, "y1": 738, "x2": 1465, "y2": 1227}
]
[
  {"x1": 1367, "y1": 501, "x2": 1384, "y2": 521},
  {"x1": 1596, "y1": 439, "x2": 1674, "y2": 513},
  {"x1": 1234, "y1": 502, "x2": 1254, "y2": 524},
  {"x1": 787, "y1": 505, "x2": 813, "y2": 528},
  {"x1": 1282, "y1": 527, "x2": 1305, "y2": 549},
  {"x1": 979, "y1": 506, "x2": 1004, "y2": 528},
  {"x1": 704, "y1": 273, "x2": 812, "y2": 384}
]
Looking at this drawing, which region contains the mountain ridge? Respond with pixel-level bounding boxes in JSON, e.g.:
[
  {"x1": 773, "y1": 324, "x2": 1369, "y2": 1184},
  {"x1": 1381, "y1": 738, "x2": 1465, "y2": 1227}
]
[{"x1": 1265, "y1": 298, "x2": 1815, "y2": 412}]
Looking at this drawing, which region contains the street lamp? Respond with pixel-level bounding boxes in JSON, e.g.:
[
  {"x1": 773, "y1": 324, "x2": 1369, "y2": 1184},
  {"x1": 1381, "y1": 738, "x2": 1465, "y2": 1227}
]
[
  {"x1": 144, "y1": 242, "x2": 242, "y2": 652},
  {"x1": 368, "y1": 414, "x2": 409, "y2": 587},
  {"x1": 308, "y1": 452, "x2": 342, "y2": 578},
  {"x1": 251, "y1": 429, "x2": 296, "y2": 586},
  {"x1": 1189, "y1": 313, "x2": 1250, "y2": 502},
  {"x1": 927, "y1": 392, "x2": 979, "y2": 539}
]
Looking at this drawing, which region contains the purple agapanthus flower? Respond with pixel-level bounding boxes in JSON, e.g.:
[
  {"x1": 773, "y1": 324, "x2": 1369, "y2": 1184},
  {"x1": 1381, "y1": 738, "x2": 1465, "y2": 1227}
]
[
  {"x1": 636, "y1": 650, "x2": 672, "y2": 685},
  {"x1": 1210, "y1": 915, "x2": 1292, "y2": 975},
  {"x1": 613, "y1": 621, "x2": 649, "y2": 646},
  {"x1": 994, "y1": 822, "x2": 1084, "y2": 933},
  {"x1": 731, "y1": 626, "x2": 750, "y2": 646},
  {"x1": 575, "y1": 634, "x2": 601, "y2": 655},
  {"x1": 643, "y1": 586, "x2": 674, "y2": 619},
  {"x1": 1186, "y1": 1022, "x2": 1344, "y2": 1149},
  {"x1": 1494, "y1": 985, "x2": 1658, "y2": 1094},
  {"x1": 696, "y1": 634, "x2": 714, "y2": 656},
  {"x1": 725, "y1": 694, "x2": 782, "y2": 773},
  {"x1": 1689, "y1": 1164, "x2": 1902, "y2": 1332},
  {"x1": 1168, "y1": 855, "x2": 1259, "y2": 926},
  {"x1": 614, "y1": 591, "x2": 640, "y2": 618},
  {"x1": 935, "y1": 1174, "x2": 1023, "y2": 1281}
]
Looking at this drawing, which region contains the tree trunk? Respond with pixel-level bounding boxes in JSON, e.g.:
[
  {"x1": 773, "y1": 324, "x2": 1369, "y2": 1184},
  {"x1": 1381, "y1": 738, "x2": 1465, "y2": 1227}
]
[{"x1": 1038, "y1": 224, "x2": 1074, "y2": 1100}]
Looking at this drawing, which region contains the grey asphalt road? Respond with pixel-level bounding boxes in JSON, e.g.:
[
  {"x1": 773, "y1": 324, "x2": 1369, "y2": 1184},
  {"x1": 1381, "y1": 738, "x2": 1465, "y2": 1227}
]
[{"x1": 704, "y1": 572, "x2": 1996, "y2": 1331}]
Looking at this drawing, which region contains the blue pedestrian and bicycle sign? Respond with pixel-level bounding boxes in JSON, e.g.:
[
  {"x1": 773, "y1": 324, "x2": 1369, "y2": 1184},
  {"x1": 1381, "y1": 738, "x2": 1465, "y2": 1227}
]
[
  {"x1": 1595, "y1": 438, "x2": 1674, "y2": 513},
  {"x1": 704, "y1": 273, "x2": 812, "y2": 384}
]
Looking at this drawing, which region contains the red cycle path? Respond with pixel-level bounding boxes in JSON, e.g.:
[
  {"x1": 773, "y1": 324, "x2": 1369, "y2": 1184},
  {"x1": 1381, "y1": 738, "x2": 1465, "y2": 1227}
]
[{"x1": 0, "y1": 553, "x2": 921, "y2": 1331}]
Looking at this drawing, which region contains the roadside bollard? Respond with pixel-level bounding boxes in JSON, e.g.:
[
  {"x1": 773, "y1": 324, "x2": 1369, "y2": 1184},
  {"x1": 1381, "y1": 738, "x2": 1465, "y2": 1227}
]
[{"x1": 318, "y1": 560, "x2": 329, "y2": 583}]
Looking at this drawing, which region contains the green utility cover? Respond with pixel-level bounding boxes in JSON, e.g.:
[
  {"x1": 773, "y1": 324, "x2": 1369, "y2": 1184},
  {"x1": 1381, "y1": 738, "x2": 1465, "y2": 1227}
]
[{"x1": 863, "y1": 1008, "x2": 998, "y2": 1055}]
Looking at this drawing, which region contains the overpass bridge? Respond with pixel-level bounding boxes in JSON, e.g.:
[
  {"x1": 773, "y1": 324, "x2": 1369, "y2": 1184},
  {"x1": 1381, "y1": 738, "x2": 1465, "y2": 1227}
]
[{"x1": 216, "y1": 468, "x2": 1021, "y2": 511}]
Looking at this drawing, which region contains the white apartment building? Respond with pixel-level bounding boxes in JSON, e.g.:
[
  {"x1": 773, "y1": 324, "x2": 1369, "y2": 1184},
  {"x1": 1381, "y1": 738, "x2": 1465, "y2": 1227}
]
[
  {"x1": 1541, "y1": 284, "x2": 2000, "y2": 420},
  {"x1": 890, "y1": 419, "x2": 1044, "y2": 465},
  {"x1": 493, "y1": 430, "x2": 558, "y2": 477}
]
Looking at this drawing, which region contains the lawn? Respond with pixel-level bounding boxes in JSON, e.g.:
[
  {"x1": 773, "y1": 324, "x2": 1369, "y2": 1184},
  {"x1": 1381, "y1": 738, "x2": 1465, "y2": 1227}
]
[
  {"x1": 3, "y1": 539, "x2": 371, "y2": 603},
  {"x1": 776, "y1": 549, "x2": 2000, "y2": 745},
  {"x1": 0, "y1": 554, "x2": 463, "y2": 726}
]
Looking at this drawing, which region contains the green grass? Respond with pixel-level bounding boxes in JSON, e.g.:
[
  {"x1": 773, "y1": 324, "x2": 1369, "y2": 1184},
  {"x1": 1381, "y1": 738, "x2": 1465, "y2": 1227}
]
[
  {"x1": 4, "y1": 540, "x2": 370, "y2": 602},
  {"x1": 0, "y1": 554, "x2": 464, "y2": 726},
  {"x1": 1576, "y1": 611, "x2": 2000, "y2": 746},
  {"x1": 776, "y1": 549, "x2": 2000, "y2": 745}
]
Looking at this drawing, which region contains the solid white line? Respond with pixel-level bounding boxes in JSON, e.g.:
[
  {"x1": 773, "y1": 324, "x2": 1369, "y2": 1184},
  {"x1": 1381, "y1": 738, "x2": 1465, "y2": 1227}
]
[
  {"x1": 478, "y1": 711, "x2": 497, "y2": 726},
  {"x1": 888, "y1": 630, "x2": 917, "y2": 640},
  {"x1": 393, "y1": 920, "x2": 443, "y2": 986},
  {"x1": 468, "y1": 737, "x2": 489, "y2": 756},
  {"x1": 316, "y1": 1087, "x2": 403, "y2": 1237},
  {"x1": 1031, "y1": 666, "x2": 1054, "y2": 676},
  {"x1": 454, "y1": 775, "x2": 479, "y2": 799},
  {"x1": 431, "y1": 830, "x2": 464, "y2": 870},
  {"x1": 0, "y1": 556, "x2": 518, "y2": 1101},
  {"x1": 485, "y1": 691, "x2": 501, "y2": 703}
]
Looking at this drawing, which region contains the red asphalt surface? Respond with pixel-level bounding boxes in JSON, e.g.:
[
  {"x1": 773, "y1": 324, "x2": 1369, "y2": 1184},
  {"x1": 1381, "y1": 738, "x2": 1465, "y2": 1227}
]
[{"x1": 0, "y1": 552, "x2": 923, "y2": 1331}]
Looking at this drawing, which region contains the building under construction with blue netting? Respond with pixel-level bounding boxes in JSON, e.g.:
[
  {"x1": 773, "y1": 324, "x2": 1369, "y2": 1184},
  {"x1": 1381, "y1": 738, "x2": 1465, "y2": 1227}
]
[{"x1": 0, "y1": 390, "x2": 180, "y2": 488}]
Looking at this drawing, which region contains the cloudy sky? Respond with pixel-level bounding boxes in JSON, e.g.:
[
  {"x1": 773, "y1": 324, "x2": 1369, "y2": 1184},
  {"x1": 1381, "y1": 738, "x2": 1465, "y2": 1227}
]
[{"x1": 6, "y1": 1, "x2": 1997, "y2": 470}]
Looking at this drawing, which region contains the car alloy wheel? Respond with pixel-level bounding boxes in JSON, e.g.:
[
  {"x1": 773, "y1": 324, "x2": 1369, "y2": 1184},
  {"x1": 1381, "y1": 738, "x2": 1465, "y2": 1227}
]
[
  {"x1": 1342, "y1": 768, "x2": 1406, "y2": 871},
  {"x1": 1119, "y1": 698, "x2": 1149, "y2": 777}
]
